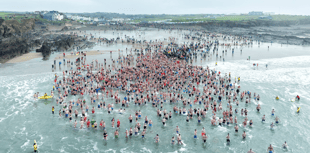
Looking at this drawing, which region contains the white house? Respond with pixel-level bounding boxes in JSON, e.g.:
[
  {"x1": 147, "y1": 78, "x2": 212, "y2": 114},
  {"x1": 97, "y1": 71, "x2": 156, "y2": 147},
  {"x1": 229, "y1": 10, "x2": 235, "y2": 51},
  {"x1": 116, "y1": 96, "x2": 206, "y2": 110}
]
[
  {"x1": 93, "y1": 18, "x2": 99, "y2": 22},
  {"x1": 83, "y1": 17, "x2": 91, "y2": 21},
  {"x1": 112, "y1": 18, "x2": 125, "y2": 22}
]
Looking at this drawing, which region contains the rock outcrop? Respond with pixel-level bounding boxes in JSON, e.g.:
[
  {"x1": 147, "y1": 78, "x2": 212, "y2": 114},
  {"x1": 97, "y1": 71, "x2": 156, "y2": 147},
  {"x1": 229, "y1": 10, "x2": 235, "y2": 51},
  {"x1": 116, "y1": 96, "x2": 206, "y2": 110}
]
[
  {"x1": 0, "y1": 19, "x2": 35, "y2": 63},
  {"x1": 0, "y1": 38, "x2": 30, "y2": 63},
  {"x1": 36, "y1": 35, "x2": 95, "y2": 60}
]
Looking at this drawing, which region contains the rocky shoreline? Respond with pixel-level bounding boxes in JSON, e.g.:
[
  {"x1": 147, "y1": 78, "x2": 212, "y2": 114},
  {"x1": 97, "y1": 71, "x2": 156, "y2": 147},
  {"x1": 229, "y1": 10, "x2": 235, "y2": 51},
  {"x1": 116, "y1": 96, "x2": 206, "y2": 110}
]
[
  {"x1": 35, "y1": 34, "x2": 95, "y2": 60},
  {"x1": 0, "y1": 19, "x2": 95, "y2": 63},
  {"x1": 140, "y1": 20, "x2": 310, "y2": 45},
  {"x1": 2, "y1": 19, "x2": 310, "y2": 63}
]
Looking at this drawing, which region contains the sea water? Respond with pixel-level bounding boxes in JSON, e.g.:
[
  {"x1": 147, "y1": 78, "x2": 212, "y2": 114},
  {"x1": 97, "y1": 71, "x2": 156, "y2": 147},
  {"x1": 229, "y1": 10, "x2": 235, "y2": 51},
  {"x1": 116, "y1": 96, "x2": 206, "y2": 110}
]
[{"x1": 0, "y1": 30, "x2": 310, "y2": 153}]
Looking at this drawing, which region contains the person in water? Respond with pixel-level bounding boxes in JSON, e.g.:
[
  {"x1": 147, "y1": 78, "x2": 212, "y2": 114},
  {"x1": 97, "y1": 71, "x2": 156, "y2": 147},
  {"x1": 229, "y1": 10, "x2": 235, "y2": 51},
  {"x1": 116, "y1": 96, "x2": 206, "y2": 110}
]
[
  {"x1": 267, "y1": 144, "x2": 274, "y2": 153},
  {"x1": 271, "y1": 109, "x2": 275, "y2": 116},
  {"x1": 282, "y1": 141, "x2": 288, "y2": 149},
  {"x1": 247, "y1": 148, "x2": 255, "y2": 153},
  {"x1": 226, "y1": 133, "x2": 230, "y2": 144},
  {"x1": 154, "y1": 134, "x2": 159, "y2": 143},
  {"x1": 270, "y1": 122, "x2": 274, "y2": 129},
  {"x1": 262, "y1": 115, "x2": 266, "y2": 122},
  {"x1": 33, "y1": 140, "x2": 37, "y2": 152},
  {"x1": 242, "y1": 131, "x2": 246, "y2": 139},
  {"x1": 275, "y1": 116, "x2": 280, "y2": 124}
]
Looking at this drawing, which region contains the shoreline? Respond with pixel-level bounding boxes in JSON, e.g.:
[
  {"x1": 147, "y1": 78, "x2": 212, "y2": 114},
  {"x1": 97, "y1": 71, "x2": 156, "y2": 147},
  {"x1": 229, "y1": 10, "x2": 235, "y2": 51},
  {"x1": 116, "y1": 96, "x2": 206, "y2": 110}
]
[{"x1": 54, "y1": 50, "x2": 117, "y2": 60}]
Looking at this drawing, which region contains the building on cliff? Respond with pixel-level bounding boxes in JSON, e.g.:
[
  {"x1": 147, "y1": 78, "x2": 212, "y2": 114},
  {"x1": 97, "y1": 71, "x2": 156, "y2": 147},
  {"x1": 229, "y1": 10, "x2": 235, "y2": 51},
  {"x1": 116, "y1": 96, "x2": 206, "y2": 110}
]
[{"x1": 43, "y1": 11, "x2": 64, "y2": 21}]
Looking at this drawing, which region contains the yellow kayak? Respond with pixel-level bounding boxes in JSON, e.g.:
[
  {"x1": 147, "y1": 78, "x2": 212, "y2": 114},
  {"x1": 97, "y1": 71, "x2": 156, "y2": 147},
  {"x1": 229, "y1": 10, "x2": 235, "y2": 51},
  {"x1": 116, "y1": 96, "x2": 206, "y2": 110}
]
[{"x1": 39, "y1": 96, "x2": 53, "y2": 99}]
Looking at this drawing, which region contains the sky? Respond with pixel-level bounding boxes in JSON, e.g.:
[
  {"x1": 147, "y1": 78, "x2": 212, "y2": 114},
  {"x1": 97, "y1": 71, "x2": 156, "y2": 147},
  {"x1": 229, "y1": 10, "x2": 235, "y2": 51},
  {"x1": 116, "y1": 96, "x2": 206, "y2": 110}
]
[{"x1": 1, "y1": 0, "x2": 310, "y2": 15}]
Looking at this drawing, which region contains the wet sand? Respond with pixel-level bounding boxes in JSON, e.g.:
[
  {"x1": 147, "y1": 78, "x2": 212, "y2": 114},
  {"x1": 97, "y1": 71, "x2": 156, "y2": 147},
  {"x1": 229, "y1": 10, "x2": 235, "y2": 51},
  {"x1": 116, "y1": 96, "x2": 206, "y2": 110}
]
[
  {"x1": 6, "y1": 53, "x2": 42, "y2": 63},
  {"x1": 54, "y1": 50, "x2": 116, "y2": 60}
]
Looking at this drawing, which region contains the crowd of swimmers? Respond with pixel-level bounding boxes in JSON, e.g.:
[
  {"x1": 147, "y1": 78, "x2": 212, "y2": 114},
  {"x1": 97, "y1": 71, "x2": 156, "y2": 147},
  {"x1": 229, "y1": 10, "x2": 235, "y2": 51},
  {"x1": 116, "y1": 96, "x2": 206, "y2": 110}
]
[{"x1": 34, "y1": 31, "x2": 292, "y2": 153}]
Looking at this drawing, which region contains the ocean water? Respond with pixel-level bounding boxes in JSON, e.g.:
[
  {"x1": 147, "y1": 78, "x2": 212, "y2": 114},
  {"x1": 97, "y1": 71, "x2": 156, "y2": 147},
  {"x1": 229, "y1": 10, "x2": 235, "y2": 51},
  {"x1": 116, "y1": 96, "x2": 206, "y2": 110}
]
[{"x1": 0, "y1": 30, "x2": 310, "y2": 153}]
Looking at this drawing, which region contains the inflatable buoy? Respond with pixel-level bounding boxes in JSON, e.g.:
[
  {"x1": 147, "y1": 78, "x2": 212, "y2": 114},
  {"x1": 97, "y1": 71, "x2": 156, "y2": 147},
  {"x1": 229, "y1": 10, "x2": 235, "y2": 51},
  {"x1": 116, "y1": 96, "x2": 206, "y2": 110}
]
[
  {"x1": 39, "y1": 96, "x2": 53, "y2": 99},
  {"x1": 297, "y1": 107, "x2": 300, "y2": 113},
  {"x1": 291, "y1": 98, "x2": 295, "y2": 102}
]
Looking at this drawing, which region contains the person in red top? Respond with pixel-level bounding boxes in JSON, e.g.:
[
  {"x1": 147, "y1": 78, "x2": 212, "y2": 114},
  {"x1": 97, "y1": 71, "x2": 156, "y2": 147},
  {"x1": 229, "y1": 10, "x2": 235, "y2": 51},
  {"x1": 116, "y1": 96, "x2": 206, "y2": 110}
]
[
  {"x1": 92, "y1": 107, "x2": 95, "y2": 114},
  {"x1": 87, "y1": 119, "x2": 90, "y2": 128},
  {"x1": 117, "y1": 119, "x2": 120, "y2": 128}
]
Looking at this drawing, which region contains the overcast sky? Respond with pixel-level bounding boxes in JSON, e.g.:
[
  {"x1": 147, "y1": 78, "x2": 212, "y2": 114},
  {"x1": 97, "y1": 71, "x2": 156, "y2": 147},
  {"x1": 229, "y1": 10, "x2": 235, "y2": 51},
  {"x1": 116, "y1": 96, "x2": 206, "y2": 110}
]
[{"x1": 1, "y1": 0, "x2": 310, "y2": 15}]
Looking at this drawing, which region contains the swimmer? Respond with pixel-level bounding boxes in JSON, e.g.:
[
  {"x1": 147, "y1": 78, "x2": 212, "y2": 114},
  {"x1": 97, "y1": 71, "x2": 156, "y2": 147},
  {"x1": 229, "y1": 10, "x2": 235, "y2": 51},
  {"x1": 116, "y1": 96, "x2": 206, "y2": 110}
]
[
  {"x1": 171, "y1": 136, "x2": 175, "y2": 144},
  {"x1": 80, "y1": 120, "x2": 84, "y2": 129},
  {"x1": 267, "y1": 144, "x2": 274, "y2": 153},
  {"x1": 141, "y1": 129, "x2": 146, "y2": 139},
  {"x1": 94, "y1": 121, "x2": 97, "y2": 129},
  {"x1": 282, "y1": 141, "x2": 288, "y2": 149},
  {"x1": 162, "y1": 117, "x2": 166, "y2": 126},
  {"x1": 128, "y1": 115, "x2": 133, "y2": 123},
  {"x1": 271, "y1": 109, "x2": 275, "y2": 116},
  {"x1": 226, "y1": 133, "x2": 230, "y2": 145},
  {"x1": 262, "y1": 115, "x2": 266, "y2": 122},
  {"x1": 154, "y1": 134, "x2": 159, "y2": 143},
  {"x1": 249, "y1": 120, "x2": 253, "y2": 126},
  {"x1": 177, "y1": 134, "x2": 183, "y2": 145},
  {"x1": 247, "y1": 149, "x2": 255, "y2": 153},
  {"x1": 149, "y1": 120, "x2": 153, "y2": 127},
  {"x1": 33, "y1": 140, "x2": 38, "y2": 152},
  {"x1": 103, "y1": 130, "x2": 108, "y2": 140},
  {"x1": 125, "y1": 129, "x2": 129, "y2": 138},
  {"x1": 117, "y1": 119, "x2": 120, "y2": 128},
  {"x1": 175, "y1": 126, "x2": 180, "y2": 134},
  {"x1": 74, "y1": 120, "x2": 77, "y2": 128},
  {"x1": 234, "y1": 124, "x2": 238, "y2": 133},
  {"x1": 87, "y1": 119, "x2": 90, "y2": 128},
  {"x1": 275, "y1": 116, "x2": 280, "y2": 124},
  {"x1": 256, "y1": 104, "x2": 261, "y2": 112},
  {"x1": 218, "y1": 118, "x2": 222, "y2": 126},
  {"x1": 270, "y1": 122, "x2": 274, "y2": 129},
  {"x1": 297, "y1": 107, "x2": 300, "y2": 113},
  {"x1": 242, "y1": 131, "x2": 246, "y2": 139},
  {"x1": 194, "y1": 129, "x2": 197, "y2": 139},
  {"x1": 114, "y1": 129, "x2": 119, "y2": 139},
  {"x1": 202, "y1": 133, "x2": 208, "y2": 143}
]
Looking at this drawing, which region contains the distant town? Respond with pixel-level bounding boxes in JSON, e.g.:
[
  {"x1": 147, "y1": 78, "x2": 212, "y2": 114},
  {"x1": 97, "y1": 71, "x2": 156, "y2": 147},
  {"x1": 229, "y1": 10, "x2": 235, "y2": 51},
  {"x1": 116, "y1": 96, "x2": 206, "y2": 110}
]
[{"x1": 0, "y1": 10, "x2": 309, "y2": 25}]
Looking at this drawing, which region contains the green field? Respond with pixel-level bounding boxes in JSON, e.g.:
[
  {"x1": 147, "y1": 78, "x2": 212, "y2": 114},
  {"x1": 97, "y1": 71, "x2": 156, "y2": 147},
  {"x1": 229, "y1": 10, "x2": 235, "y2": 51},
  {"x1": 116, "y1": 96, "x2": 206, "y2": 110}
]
[{"x1": 0, "y1": 12, "x2": 12, "y2": 19}]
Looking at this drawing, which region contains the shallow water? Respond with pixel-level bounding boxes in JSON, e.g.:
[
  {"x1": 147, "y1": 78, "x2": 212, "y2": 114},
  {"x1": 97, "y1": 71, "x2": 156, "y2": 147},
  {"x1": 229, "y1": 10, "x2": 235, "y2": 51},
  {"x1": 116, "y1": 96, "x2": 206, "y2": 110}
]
[{"x1": 0, "y1": 30, "x2": 310, "y2": 153}]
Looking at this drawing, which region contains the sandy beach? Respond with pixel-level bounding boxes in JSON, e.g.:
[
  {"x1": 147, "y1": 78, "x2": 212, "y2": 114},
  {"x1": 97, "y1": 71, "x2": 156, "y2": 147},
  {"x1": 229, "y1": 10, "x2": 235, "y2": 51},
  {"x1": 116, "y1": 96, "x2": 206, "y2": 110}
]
[{"x1": 6, "y1": 53, "x2": 42, "y2": 63}]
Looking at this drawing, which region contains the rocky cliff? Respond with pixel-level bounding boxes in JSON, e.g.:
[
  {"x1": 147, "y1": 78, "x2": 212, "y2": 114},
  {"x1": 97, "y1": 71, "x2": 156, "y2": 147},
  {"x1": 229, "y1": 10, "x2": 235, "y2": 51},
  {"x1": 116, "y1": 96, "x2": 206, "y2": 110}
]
[
  {"x1": 36, "y1": 35, "x2": 95, "y2": 60},
  {"x1": 0, "y1": 19, "x2": 35, "y2": 39},
  {"x1": 0, "y1": 38, "x2": 30, "y2": 63},
  {"x1": 0, "y1": 19, "x2": 35, "y2": 63}
]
